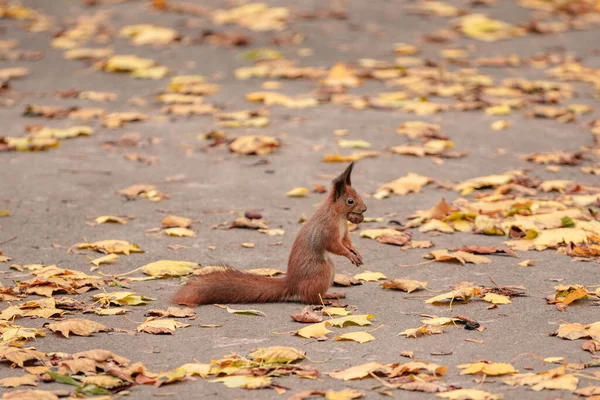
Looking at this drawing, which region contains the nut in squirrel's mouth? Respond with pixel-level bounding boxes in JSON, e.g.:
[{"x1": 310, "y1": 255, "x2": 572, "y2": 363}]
[{"x1": 348, "y1": 212, "x2": 364, "y2": 224}]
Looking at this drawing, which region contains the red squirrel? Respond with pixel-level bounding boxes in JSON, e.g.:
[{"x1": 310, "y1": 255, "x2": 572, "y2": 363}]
[{"x1": 172, "y1": 162, "x2": 367, "y2": 306}]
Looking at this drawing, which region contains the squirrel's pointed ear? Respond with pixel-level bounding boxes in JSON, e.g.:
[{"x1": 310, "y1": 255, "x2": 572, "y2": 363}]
[{"x1": 332, "y1": 162, "x2": 354, "y2": 200}]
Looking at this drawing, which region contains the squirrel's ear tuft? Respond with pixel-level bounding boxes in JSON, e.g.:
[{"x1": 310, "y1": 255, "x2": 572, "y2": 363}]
[{"x1": 332, "y1": 162, "x2": 354, "y2": 200}]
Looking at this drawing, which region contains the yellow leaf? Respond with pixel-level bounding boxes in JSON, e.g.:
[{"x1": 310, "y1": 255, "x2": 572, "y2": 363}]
[
  {"x1": 327, "y1": 314, "x2": 374, "y2": 328},
  {"x1": 458, "y1": 361, "x2": 518, "y2": 376},
  {"x1": 459, "y1": 13, "x2": 525, "y2": 42},
  {"x1": 419, "y1": 219, "x2": 454, "y2": 233},
  {"x1": 426, "y1": 287, "x2": 483, "y2": 304},
  {"x1": 556, "y1": 321, "x2": 600, "y2": 341},
  {"x1": 532, "y1": 374, "x2": 578, "y2": 391},
  {"x1": 482, "y1": 293, "x2": 511, "y2": 305},
  {"x1": 89, "y1": 254, "x2": 119, "y2": 267},
  {"x1": 323, "y1": 62, "x2": 361, "y2": 87},
  {"x1": 141, "y1": 260, "x2": 198, "y2": 277},
  {"x1": 248, "y1": 346, "x2": 305, "y2": 364},
  {"x1": 286, "y1": 187, "x2": 309, "y2": 197},
  {"x1": 491, "y1": 120, "x2": 509, "y2": 131},
  {"x1": 359, "y1": 228, "x2": 405, "y2": 240},
  {"x1": 518, "y1": 259, "x2": 535, "y2": 267},
  {"x1": 322, "y1": 307, "x2": 350, "y2": 317},
  {"x1": 82, "y1": 375, "x2": 123, "y2": 388},
  {"x1": 335, "y1": 331, "x2": 375, "y2": 343},
  {"x1": 137, "y1": 318, "x2": 191, "y2": 334},
  {"x1": 164, "y1": 227, "x2": 196, "y2": 237},
  {"x1": 120, "y1": 24, "x2": 178, "y2": 45},
  {"x1": 258, "y1": 229, "x2": 285, "y2": 236},
  {"x1": 322, "y1": 151, "x2": 378, "y2": 163},
  {"x1": 326, "y1": 388, "x2": 365, "y2": 400},
  {"x1": 485, "y1": 104, "x2": 511, "y2": 116},
  {"x1": 92, "y1": 291, "x2": 155, "y2": 306},
  {"x1": 30, "y1": 126, "x2": 93, "y2": 139},
  {"x1": 354, "y1": 271, "x2": 387, "y2": 282},
  {"x1": 211, "y1": 375, "x2": 272, "y2": 389},
  {"x1": 296, "y1": 322, "x2": 332, "y2": 339},
  {"x1": 217, "y1": 305, "x2": 266, "y2": 316},
  {"x1": 399, "y1": 325, "x2": 444, "y2": 338},
  {"x1": 337, "y1": 139, "x2": 372, "y2": 149},
  {"x1": 178, "y1": 363, "x2": 211, "y2": 378},
  {"x1": 2, "y1": 136, "x2": 60, "y2": 151},
  {"x1": 46, "y1": 318, "x2": 111, "y2": 338},
  {"x1": 245, "y1": 91, "x2": 317, "y2": 108}
]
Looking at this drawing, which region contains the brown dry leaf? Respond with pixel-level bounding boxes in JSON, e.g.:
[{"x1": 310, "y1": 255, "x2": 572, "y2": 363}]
[
  {"x1": 374, "y1": 173, "x2": 432, "y2": 199},
  {"x1": 94, "y1": 215, "x2": 127, "y2": 224},
  {"x1": 103, "y1": 112, "x2": 148, "y2": 129},
  {"x1": 1, "y1": 390, "x2": 58, "y2": 400},
  {"x1": 438, "y1": 389, "x2": 502, "y2": 400},
  {"x1": 425, "y1": 250, "x2": 492, "y2": 265},
  {"x1": 161, "y1": 215, "x2": 192, "y2": 228},
  {"x1": 582, "y1": 339, "x2": 600, "y2": 354},
  {"x1": 381, "y1": 279, "x2": 428, "y2": 293},
  {"x1": 453, "y1": 246, "x2": 516, "y2": 257},
  {"x1": 229, "y1": 217, "x2": 269, "y2": 230},
  {"x1": 0, "y1": 374, "x2": 38, "y2": 388},
  {"x1": 46, "y1": 318, "x2": 111, "y2": 338},
  {"x1": 137, "y1": 318, "x2": 191, "y2": 334},
  {"x1": 396, "y1": 121, "x2": 445, "y2": 139},
  {"x1": 290, "y1": 306, "x2": 323, "y2": 323},
  {"x1": 119, "y1": 184, "x2": 167, "y2": 201},
  {"x1": 229, "y1": 135, "x2": 280, "y2": 155},
  {"x1": 521, "y1": 151, "x2": 583, "y2": 166},
  {"x1": 333, "y1": 274, "x2": 362, "y2": 287},
  {"x1": 555, "y1": 321, "x2": 600, "y2": 341},
  {"x1": 0, "y1": 347, "x2": 46, "y2": 368}
]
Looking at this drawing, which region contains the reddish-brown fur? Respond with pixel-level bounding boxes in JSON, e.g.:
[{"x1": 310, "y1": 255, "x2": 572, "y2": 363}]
[{"x1": 172, "y1": 162, "x2": 367, "y2": 306}]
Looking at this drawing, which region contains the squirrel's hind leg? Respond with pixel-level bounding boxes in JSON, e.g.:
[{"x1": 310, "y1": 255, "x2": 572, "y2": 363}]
[{"x1": 298, "y1": 260, "x2": 333, "y2": 304}]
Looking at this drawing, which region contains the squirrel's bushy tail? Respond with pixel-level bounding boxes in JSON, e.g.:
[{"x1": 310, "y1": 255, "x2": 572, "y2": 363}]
[{"x1": 172, "y1": 269, "x2": 289, "y2": 306}]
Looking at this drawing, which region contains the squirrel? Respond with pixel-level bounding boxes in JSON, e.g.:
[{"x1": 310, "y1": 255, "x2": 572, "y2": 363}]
[{"x1": 172, "y1": 162, "x2": 367, "y2": 306}]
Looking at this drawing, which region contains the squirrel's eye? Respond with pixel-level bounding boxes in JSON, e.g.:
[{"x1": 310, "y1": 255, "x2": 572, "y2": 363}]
[{"x1": 347, "y1": 198, "x2": 355, "y2": 205}]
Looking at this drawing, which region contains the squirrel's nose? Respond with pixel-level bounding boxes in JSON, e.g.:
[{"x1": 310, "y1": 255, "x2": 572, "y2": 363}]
[{"x1": 362, "y1": 206, "x2": 367, "y2": 213}]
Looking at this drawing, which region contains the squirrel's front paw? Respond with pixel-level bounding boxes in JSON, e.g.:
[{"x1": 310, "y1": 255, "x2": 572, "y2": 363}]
[{"x1": 347, "y1": 250, "x2": 363, "y2": 266}]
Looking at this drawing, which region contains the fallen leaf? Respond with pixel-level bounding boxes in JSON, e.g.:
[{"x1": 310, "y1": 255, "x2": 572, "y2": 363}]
[
  {"x1": 230, "y1": 135, "x2": 280, "y2": 155},
  {"x1": 354, "y1": 271, "x2": 387, "y2": 282},
  {"x1": 161, "y1": 215, "x2": 192, "y2": 228},
  {"x1": 327, "y1": 314, "x2": 374, "y2": 328},
  {"x1": 286, "y1": 187, "x2": 309, "y2": 197},
  {"x1": 458, "y1": 361, "x2": 518, "y2": 376},
  {"x1": 146, "y1": 307, "x2": 195, "y2": 318},
  {"x1": 381, "y1": 279, "x2": 428, "y2": 293},
  {"x1": 94, "y1": 215, "x2": 127, "y2": 224},
  {"x1": 374, "y1": 173, "x2": 432, "y2": 199},
  {"x1": 290, "y1": 306, "x2": 323, "y2": 323},
  {"x1": 164, "y1": 227, "x2": 196, "y2": 237},
  {"x1": 211, "y1": 375, "x2": 272, "y2": 389},
  {"x1": 248, "y1": 346, "x2": 305, "y2": 364},
  {"x1": 297, "y1": 322, "x2": 332, "y2": 339},
  {"x1": 46, "y1": 318, "x2": 111, "y2": 338},
  {"x1": 0, "y1": 374, "x2": 38, "y2": 388},
  {"x1": 425, "y1": 250, "x2": 492, "y2": 265},
  {"x1": 334, "y1": 331, "x2": 375, "y2": 343},
  {"x1": 71, "y1": 240, "x2": 143, "y2": 255},
  {"x1": 426, "y1": 287, "x2": 483, "y2": 304},
  {"x1": 216, "y1": 304, "x2": 266, "y2": 316},
  {"x1": 137, "y1": 318, "x2": 191, "y2": 334},
  {"x1": 141, "y1": 260, "x2": 198, "y2": 277},
  {"x1": 482, "y1": 293, "x2": 512, "y2": 305},
  {"x1": 438, "y1": 389, "x2": 502, "y2": 400}
]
